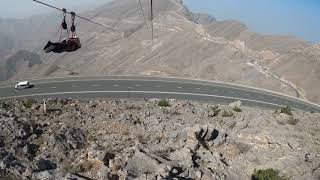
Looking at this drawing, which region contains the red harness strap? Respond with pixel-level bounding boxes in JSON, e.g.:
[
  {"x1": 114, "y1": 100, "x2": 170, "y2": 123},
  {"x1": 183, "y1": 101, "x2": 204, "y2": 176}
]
[
  {"x1": 70, "y1": 12, "x2": 76, "y2": 38},
  {"x1": 59, "y1": 8, "x2": 69, "y2": 42}
]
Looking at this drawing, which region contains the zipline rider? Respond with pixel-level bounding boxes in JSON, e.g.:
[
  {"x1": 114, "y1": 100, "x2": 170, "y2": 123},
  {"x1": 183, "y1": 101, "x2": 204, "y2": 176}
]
[{"x1": 44, "y1": 9, "x2": 81, "y2": 53}]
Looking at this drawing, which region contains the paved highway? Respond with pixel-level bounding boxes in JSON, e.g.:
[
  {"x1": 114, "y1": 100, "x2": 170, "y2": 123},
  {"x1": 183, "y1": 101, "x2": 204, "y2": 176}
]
[{"x1": 0, "y1": 76, "x2": 319, "y2": 112}]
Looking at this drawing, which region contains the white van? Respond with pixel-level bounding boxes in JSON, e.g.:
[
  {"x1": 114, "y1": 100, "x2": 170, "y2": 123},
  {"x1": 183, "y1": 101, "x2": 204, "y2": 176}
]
[{"x1": 15, "y1": 81, "x2": 32, "y2": 90}]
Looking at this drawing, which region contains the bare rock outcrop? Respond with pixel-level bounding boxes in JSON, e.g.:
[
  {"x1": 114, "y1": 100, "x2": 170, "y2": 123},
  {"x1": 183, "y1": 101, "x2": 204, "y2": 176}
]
[{"x1": 0, "y1": 98, "x2": 319, "y2": 179}]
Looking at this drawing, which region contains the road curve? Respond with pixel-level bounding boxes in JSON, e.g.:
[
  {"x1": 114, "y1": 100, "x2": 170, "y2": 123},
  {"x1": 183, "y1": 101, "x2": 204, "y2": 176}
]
[{"x1": 0, "y1": 76, "x2": 319, "y2": 112}]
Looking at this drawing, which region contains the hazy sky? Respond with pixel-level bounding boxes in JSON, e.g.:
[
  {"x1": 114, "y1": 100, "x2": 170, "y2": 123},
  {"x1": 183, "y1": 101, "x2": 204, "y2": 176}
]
[
  {"x1": 184, "y1": 0, "x2": 320, "y2": 42},
  {"x1": 0, "y1": 0, "x2": 108, "y2": 18},
  {"x1": 1, "y1": 0, "x2": 319, "y2": 42}
]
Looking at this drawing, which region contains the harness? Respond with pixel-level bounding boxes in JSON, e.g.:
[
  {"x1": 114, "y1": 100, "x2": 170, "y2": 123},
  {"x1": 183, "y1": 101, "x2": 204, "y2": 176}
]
[
  {"x1": 70, "y1": 12, "x2": 77, "y2": 38},
  {"x1": 58, "y1": 9, "x2": 78, "y2": 41},
  {"x1": 59, "y1": 8, "x2": 69, "y2": 42}
]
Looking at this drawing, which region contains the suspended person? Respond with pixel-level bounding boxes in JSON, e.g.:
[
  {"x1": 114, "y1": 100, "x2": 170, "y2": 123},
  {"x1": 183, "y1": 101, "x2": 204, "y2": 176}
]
[{"x1": 44, "y1": 10, "x2": 81, "y2": 53}]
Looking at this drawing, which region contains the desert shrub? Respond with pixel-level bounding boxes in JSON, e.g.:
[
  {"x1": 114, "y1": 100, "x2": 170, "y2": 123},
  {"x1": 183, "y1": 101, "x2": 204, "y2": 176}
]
[
  {"x1": 158, "y1": 99, "x2": 170, "y2": 107},
  {"x1": 34, "y1": 137, "x2": 44, "y2": 146},
  {"x1": 252, "y1": 169, "x2": 286, "y2": 180},
  {"x1": 287, "y1": 117, "x2": 299, "y2": 125},
  {"x1": 23, "y1": 99, "x2": 37, "y2": 108},
  {"x1": 280, "y1": 106, "x2": 293, "y2": 116},
  {"x1": 233, "y1": 106, "x2": 242, "y2": 112},
  {"x1": 0, "y1": 101, "x2": 10, "y2": 110},
  {"x1": 79, "y1": 161, "x2": 94, "y2": 172},
  {"x1": 62, "y1": 160, "x2": 101, "y2": 173},
  {"x1": 222, "y1": 110, "x2": 234, "y2": 117},
  {"x1": 60, "y1": 163, "x2": 77, "y2": 173},
  {"x1": 211, "y1": 105, "x2": 221, "y2": 116}
]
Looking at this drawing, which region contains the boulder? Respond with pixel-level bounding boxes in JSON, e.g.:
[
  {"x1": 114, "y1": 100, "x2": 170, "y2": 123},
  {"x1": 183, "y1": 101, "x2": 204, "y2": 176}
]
[
  {"x1": 32, "y1": 170, "x2": 87, "y2": 180},
  {"x1": 87, "y1": 143, "x2": 116, "y2": 166},
  {"x1": 0, "y1": 139, "x2": 4, "y2": 148},
  {"x1": 32, "y1": 170, "x2": 54, "y2": 180},
  {"x1": 0, "y1": 149, "x2": 26, "y2": 175},
  {"x1": 103, "y1": 152, "x2": 116, "y2": 166},
  {"x1": 22, "y1": 143, "x2": 39, "y2": 157},
  {"x1": 16, "y1": 122, "x2": 32, "y2": 139},
  {"x1": 170, "y1": 148, "x2": 194, "y2": 168},
  {"x1": 31, "y1": 104, "x2": 41, "y2": 111},
  {"x1": 125, "y1": 149, "x2": 160, "y2": 178},
  {"x1": 36, "y1": 158, "x2": 57, "y2": 171}
]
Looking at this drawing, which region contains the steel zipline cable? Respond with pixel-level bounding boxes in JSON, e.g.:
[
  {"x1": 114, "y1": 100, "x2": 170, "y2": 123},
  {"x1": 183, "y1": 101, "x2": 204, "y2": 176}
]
[
  {"x1": 150, "y1": 0, "x2": 154, "y2": 42},
  {"x1": 138, "y1": 0, "x2": 154, "y2": 43},
  {"x1": 32, "y1": 0, "x2": 121, "y2": 34},
  {"x1": 138, "y1": 0, "x2": 150, "y2": 31}
]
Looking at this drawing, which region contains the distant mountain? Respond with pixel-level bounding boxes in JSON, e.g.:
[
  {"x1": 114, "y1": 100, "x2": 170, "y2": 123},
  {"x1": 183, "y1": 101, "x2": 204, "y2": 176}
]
[
  {"x1": 191, "y1": 13, "x2": 216, "y2": 24},
  {"x1": 0, "y1": 0, "x2": 319, "y2": 104},
  {"x1": 0, "y1": 50, "x2": 41, "y2": 81}
]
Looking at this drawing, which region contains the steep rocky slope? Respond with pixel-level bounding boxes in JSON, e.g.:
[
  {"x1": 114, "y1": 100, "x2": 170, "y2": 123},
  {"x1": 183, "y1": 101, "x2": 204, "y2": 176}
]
[
  {"x1": 0, "y1": 0, "x2": 319, "y2": 104},
  {"x1": 0, "y1": 50, "x2": 41, "y2": 81},
  {"x1": 0, "y1": 98, "x2": 319, "y2": 179}
]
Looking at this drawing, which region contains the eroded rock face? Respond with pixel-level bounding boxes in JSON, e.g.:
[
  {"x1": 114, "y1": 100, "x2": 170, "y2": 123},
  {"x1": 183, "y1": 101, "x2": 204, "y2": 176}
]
[
  {"x1": 0, "y1": 98, "x2": 319, "y2": 179},
  {"x1": 48, "y1": 126, "x2": 86, "y2": 155}
]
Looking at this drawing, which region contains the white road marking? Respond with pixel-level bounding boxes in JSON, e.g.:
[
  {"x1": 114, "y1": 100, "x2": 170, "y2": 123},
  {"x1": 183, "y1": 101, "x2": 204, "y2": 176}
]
[
  {"x1": 135, "y1": 85, "x2": 141, "y2": 87},
  {"x1": 0, "y1": 90, "x2": 299, "y2": 110},
  {"x1": 196, "y1": 88, "x2": 201, "y2": 90},
  {"x1": 113, "y1": 85, "x2": 120, "y2": 87},
  {"x1": 177, "y1": 86, "x2": 182, "y2": 89},
  {"x1": 91, "y1": 85, "x2": 100, "y2": 87}
]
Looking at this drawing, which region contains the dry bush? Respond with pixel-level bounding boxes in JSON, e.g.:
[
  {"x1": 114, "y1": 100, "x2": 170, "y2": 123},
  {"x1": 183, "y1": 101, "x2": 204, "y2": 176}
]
[
  {"x1": 158, "y1": 99, "x2": 170, "y2": 107},
  {"x1": 233, "y1": 107, "x2": 242, "y2": 112},
  {"x1": 287, "y1": 117, "x2": 299, "y2": 125},
  {"x1": 280, "y1": 106, "x2": 293, "y2": 116},
  {"x1": 222, "y1": 110, "x2": 234, "y2": 117},
  {"x1": 211, "y1": 105, "x2": 221, "y2": 116}
]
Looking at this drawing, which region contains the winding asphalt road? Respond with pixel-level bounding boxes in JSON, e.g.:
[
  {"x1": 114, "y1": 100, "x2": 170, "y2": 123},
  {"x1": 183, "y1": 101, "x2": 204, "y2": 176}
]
[{"x1": 0, "y1": 76, "x2": 319, "y2": 112}]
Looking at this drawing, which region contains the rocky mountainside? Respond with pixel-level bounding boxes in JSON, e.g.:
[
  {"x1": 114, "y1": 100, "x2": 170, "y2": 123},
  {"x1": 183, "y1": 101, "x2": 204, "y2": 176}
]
[
  {"x1": 0, "y1": 98, "x2": 319, "y2": 179},
  {"x1": 0, "y1": 50, "x2": 41, "y2": 81},
  {"x1": 0, "y1": 0, "x2": 320, "y2": 103}
]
